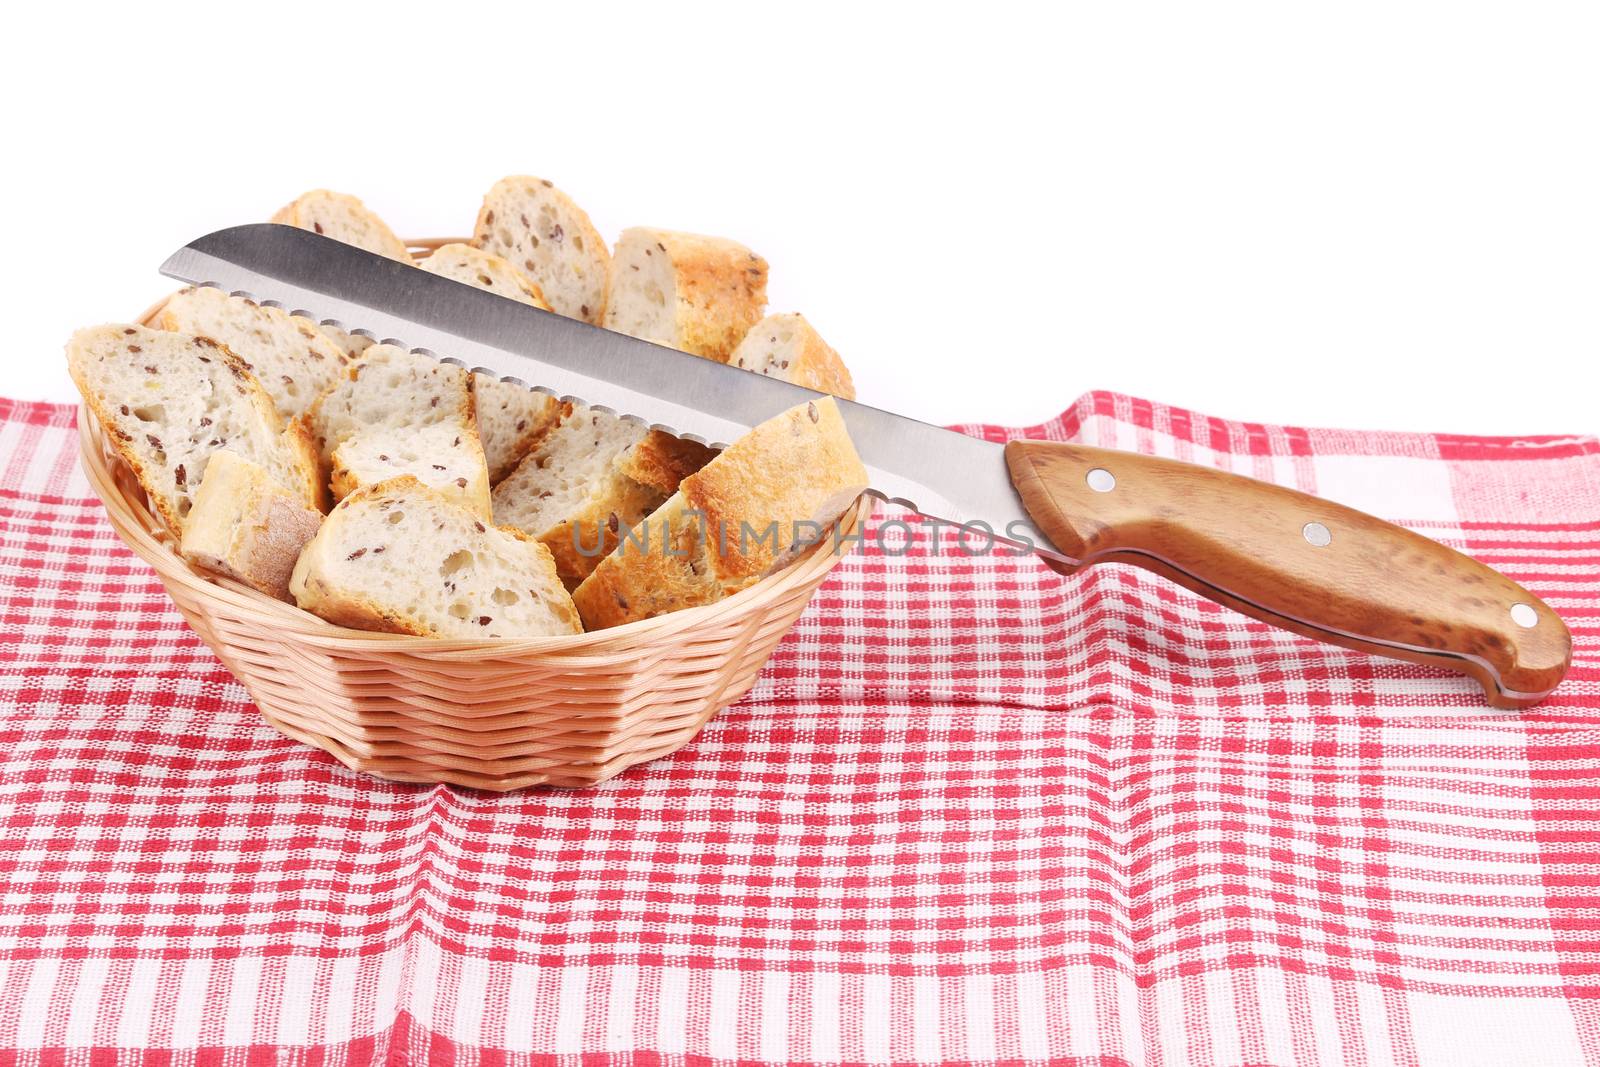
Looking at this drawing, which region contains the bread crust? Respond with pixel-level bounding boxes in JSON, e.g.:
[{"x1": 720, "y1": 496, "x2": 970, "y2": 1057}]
[
  {"x1": 618, "y1": 431, "x2": 718, "y2": 495},
  {"x1": 607, "y1": 228, "x2": 769, "y2": 363},
  {"x1": 572, "y1": 397, "x2": 868, "y2": 629},
  {"x1": 179, "y1": 450, "x2": 323, "y2": 601}
]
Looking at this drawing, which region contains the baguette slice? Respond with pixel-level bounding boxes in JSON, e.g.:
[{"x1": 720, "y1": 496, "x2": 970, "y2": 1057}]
[
  {"x1": 270, "y1": 190, "x2": 412, "y2": 263},
  {"x1": 573, "y1": 397, "x2": 867, "y2": 629},
  {"x1": 309, "y1": 344, "x2": 477, "y2": 462},
  {"x1": 603, "y1": 228, "x2": 768, "y2": 363},
  {"x1": 330, "y1": 422, "x2": 492, "y2": 518},
  {"x1": 159, "y1": 287, "x2": 350, "y2": 421},
  {"x1": 419, "y1": 243, "x2": 564, "y2": 482},
  {"x1": 179, "y1": 450, "x2": 323, "y2": 600},
  {"x1": 728, "y1": 313, "x2": 856, "y2": 400},
  {"x1": 317, "y1": 324, "x2": 376, "y2": 361},
  {"x1": 491, "y1": 409, "x2": 683, "y2": 588},
  {"x1": 472, "y1": 176, "x2": 610, "y2": 323},
  {"x1": 67, "y1": 325, "x2": 322, "y2": 533},
  {"x1": 289, "y1": 476, "x2": 581, "y2": 638}
]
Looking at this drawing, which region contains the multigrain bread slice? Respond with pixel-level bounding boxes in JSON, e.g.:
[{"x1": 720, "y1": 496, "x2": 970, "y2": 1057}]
[
  {"x1": 491, "y1": 408, "x2": 715, "y2": 588},
  {"x1": 603, "y1": 228, "x2": 768, "y2": 363},
  {"x1": 271, "y1": 190, "x2": 413, "y2": 262},
  {"x1": 418, "y1": 243, "x2": 564, "y2": 482},
  {"x1": 178, "y1": 450, "x2": 322, "y2": 601},
  {"x1": 572, "y1": 397, "x2": 867, "y2": 630},
  {"x1": 617, "y1": 430, "x2": 718, "y2": 496},
  {"x1": 420, "y1": 242, "x2": 551, "y2": 306},
  {"x1": 289, "y1": 476, "x2": 581, "y2": 638},
  {"x1": 309, "y1": 343, "x2": 475, "y2": 460},
  {"x1": 728, "y1": 313, "x2": 856, "y2": 400},
  {"x1": 330, "y1": 423, "x2": 491, "y2": 518},
  {"x1": 159, "y1": 287, "x2": 350, "y2": 421},
  {"x1": 310, "y1": 343, "x2": 492, "y2": 515},
  {"x1": 67, "y1": 325, "x2": 322, "y2": 533},
  {"x1": 474, "y1": 380, "x2": 563, "y2": 485},
  {"x1": 317, "y1": 324, "x2": 376, "y2": 361},
  {"x1": 472, "y1": 176, "x2": 610, "y2": 323}
]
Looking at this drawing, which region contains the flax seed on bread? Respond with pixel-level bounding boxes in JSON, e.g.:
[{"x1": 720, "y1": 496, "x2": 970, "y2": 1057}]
[
  {"x1": 330, "y1": 423, "x2": 491, "y2": 518},
  {"x1": 67, "y1": 325, "x2": 323, "y2": 534},
  {"x1": 603, "y1": 228, "x2": 769, "y2": 363},
  {"x1": 309, "y1": 344, "x2": 492, "y2": 517},
  {"x1": 270, "y1": 190, "x2": 412, "y2": 263},
  {"x1": 418, "y1": 242, "x2": 564, "y2": 482},
  {"x1": 572, "y1": 397, "x2": 867, "y2": 629},
  {"x1": 159, "y1": 287, "x2": 350, "y2": 421},
  {"x1": 490, "y1": 408, "x2": 667, "y2": 588},
  {"x1": 289, "y1": 476, "x2": 581, "y2": 638},
  {"x1": 728, "y1": 313, "x2": 855, "y2": 400},
  {"x1": 472, "y1": 176, "x2": 610, "y2": 324},
  {"x1": 178, "y1": 450, "x2": 322, "y2": 601}
]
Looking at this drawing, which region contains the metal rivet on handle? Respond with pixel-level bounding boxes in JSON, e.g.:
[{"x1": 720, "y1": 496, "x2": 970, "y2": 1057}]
[
  {"x1": 1510, "y1": 603, "x2": 1538, "y2": 629},
  {"x1": 1302, "y1": 522, "x2": 1332, "y2": 547},
  {"x1": 1086, "y1": 468, "x2": 1116, "y2": 493}
]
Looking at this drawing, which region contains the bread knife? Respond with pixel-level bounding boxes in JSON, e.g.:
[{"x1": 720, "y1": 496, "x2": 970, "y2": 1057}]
[{"x1": 159, "y1": 224, "x2": 1572, "y2": 708}]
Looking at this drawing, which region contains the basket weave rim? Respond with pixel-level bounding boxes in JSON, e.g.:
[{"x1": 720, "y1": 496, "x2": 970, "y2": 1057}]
[
  {"x1": 80, "y1": 402, "x2": 871, "y2": 652},
  {"x1": 86, "y1": 246, "x2": 873, "y2": 655}
]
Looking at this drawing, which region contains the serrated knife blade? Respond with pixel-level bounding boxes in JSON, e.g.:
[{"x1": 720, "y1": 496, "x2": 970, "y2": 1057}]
[{"x1": 160, "y1": 224, "x2": 1051, "y2": 555}]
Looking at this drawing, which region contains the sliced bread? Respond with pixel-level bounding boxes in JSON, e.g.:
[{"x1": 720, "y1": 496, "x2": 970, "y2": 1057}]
[
  {"x1": 420, "y1": 242, "x2": 551, "y2": 306},
  {"x1": 492, "y1": 409, "x2": 679, "y2": 588},
  {"x1": 309, "y1": 342, "x2": 475, "y2": 459},
  {"x1": 159, "y1": 287, "x2": 350, "y2": 421},
  {"x1": 317, "y1": 324, "x2": 376, "y2": 361},
  {"x1": 418, "y1": 242, "x2": 564, "y2": 482},
  {"x1": 289, "y1": 476, "x2": 581, "y2": 638},
  {"x1": 179, "y1": 450, "x2": 323, "y2": 601},
  {"x1": 309, "y1": 343, "x2": 492, "y2": 516},
  {"x1": 572, "y1": 397, "x2": 867, "y2": 629},
  {"x1": 603, "y1": 228, "x2": 768, "y2": 363},
  {"x1": 472, "y1": 176, "x2": 610, "y2": 324},
  {"x1": 728, "y1": 313, "x2": 856, "y2": 400},
  {"x1": 67, "y1": 325, "x2": 322, "y2": 533},
  {"x1": 330, "y1": 422, "x2": 491, "y2": 518},
  {"x1": 270, "y1": 190, "x2": 413, "y2": 262}
]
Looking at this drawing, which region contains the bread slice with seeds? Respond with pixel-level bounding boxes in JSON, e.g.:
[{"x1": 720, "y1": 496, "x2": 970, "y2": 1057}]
[
  {"x1": 317, "y1": 324, "x2": 376, "y2": 361},
  {"x1": 289, "y1": 476, "x2": 581, "y2": 638},
  {"x1": 572, "y1": 397, "x2": 867, "y2": 630},
  {"x1": 271, "y1": 190, "x2": 412, "y2": 262},
  {"x1": 490, "y1": 407, "x2": 715, "y2": 589},
  {"x1": 179, "y1": 450, "x2": 322, "y2": 601},
  {"x1": 159, "y1": 287, "x2": 349, "y2": 422},
  {"x1": 603, "y1": 228, "x2": 768, "y2": 363},
  {"x1": 418, "y1": 243, "x2": 564, "y2": 482},
  {"x1": 310, "y1": 343, "x2": 471, "y2": 461},
  {"x1": 309, "y1": 344, "x2": 491, "y2": 516},
  {"x1": 330, "y1": 423, "x2": 491, "y2": 518},
  {"x1": 471, "y1": 176, "x2": 610, "y2": 324},
  {"x1": 728, "y1": 313, "x2": 855, "y2": 400},
  {"x1": 66, "y1": 325, "x2": 322, "y2": 533}
]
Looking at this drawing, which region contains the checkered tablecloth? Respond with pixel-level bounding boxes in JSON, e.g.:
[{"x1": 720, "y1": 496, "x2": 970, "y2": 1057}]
[{"x1": 0, "y1": 392, "x2": 1596, "y2": 1066}]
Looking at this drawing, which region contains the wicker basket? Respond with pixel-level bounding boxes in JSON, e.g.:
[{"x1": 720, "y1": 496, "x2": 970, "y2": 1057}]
[{"x1": 78, "y1": 241, "x2": 871, "y2": 790}]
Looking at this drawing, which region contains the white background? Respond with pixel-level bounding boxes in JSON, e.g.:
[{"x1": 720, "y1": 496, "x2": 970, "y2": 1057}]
[{"x1": 4, "y1": 3, "x2": 1595, "y2": 434}]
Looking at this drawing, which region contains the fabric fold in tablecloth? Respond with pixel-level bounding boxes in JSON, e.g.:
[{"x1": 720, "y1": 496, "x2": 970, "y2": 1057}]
[{"x1": 0, "y1": 391, "x2": 1595, "y2": 1066}]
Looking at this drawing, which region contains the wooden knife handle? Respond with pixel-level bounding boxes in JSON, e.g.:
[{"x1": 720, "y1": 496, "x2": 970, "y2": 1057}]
[{"x1": 1005, "y1": 441, "x2": 1571, "y2": 707}]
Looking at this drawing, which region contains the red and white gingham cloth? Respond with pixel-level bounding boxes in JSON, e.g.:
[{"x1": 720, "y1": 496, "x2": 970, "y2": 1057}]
[{"x1": 0, "y1": 392, "x2": 1596, "y2": 1067}]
